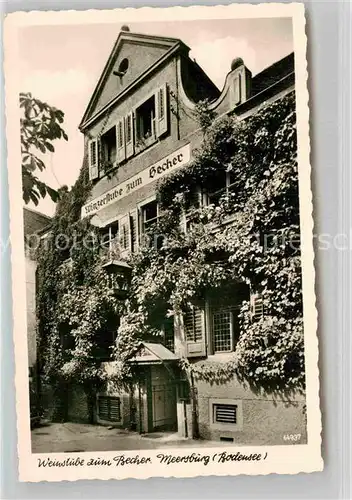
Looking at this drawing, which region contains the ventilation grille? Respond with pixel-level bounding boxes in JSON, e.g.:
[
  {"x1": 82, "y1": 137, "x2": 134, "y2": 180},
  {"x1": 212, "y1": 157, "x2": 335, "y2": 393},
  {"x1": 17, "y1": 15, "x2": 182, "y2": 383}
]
[
  {"x1": 213, "y1": 404, "x2": 237, "y2": 424},
  {"x1": 98, "y1": 396, "x2": 121, "y2": 422}
]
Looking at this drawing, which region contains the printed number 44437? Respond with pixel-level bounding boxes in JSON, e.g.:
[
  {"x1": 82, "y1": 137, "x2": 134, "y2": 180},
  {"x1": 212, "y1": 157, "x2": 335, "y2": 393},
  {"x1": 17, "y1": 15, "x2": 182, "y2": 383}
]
[{"x1": 283, "y1": 434, "x2": 301, "y2": 442}]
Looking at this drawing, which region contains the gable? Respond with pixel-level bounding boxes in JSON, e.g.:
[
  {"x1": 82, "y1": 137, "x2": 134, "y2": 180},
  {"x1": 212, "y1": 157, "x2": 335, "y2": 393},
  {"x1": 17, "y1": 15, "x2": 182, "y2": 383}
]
[{"x1": 81, "y1": 32, "x2": 185, "y2": 127}]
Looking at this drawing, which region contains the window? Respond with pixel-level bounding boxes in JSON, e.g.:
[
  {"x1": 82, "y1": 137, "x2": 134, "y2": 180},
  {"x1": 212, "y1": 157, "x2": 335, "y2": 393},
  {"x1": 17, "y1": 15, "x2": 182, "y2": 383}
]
[
  {"x1": 206, "y1": 170, "x2": 236, "y2": 205},
  {"x1": 208, "y1": 283, "x2": 248, "y2": 354},
  {"x1": 142, "y1": 200, "x2": 158, "y2": 231},
  {"x1": 94, "y1": 315, "x2": 119, "y2": 360},
  {"x1": 213, "y1": 403, "x2": 237, "y2": 424},
  {"x1": 212, "y1": 307, "x2": 239, "y2": 353},
  {"x1": 162, "y1": 317, "x2": 175, "y2": 352},
  {"x1": 136, "y1": 95, "x2": 156, "y2": 145},
  {"x1": 94, "y1": 330, "x2": 116, "y2": 360},
  {"x1": 100, "y1": 221, "x2": 119, "y2": 252},
  {"x1": 97, "y1": 396, "x2": 121, "y2": 423},
  {"x1": 118, "y1": 58, "x2": 129, "y2": 75},
  {"x1": 209, "y1": 398, "x2": 243, "y2": 430},
  {"x1": 59, "y1": 322, "x2": 75, "y2": 352},
  {"x1": 140, "y1": 200, "x2": 164, "y2": 249},
  {"x1": 101, "y1": 127, "x2": 117, "y2": 170}
]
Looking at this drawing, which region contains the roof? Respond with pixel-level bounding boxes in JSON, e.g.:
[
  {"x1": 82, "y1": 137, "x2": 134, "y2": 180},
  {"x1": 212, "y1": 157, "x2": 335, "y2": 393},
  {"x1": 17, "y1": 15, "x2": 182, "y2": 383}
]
[
  {"x1": 251, "y1": 52, "x2": 294, "y2": 96},
  {"x1": 129, "y1": 342, "x2": 179, "y2": 364},
  {"x1": 79, "y1": 30, "x2": 190, "y2": 129},
  {"x1": 23, "y1": 207, "x2": 52, "y2": 237}
]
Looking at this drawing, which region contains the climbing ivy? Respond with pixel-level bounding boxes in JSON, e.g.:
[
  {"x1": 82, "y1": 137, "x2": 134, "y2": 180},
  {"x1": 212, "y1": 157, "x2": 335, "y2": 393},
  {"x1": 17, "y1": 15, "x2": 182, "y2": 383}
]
[
  {"x1": 129, "y1": 92, "x2": 304, "y2": 392},
  {"x1": 37, "y1": 91, "x2": 304, "y2": 416}
]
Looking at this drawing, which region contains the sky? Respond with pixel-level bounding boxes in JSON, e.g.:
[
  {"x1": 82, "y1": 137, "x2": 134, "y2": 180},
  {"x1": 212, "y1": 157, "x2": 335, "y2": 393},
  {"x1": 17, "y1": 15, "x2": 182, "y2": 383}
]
[{"x1": 18, "y1": 17, "x2": 293, "y2": 216}]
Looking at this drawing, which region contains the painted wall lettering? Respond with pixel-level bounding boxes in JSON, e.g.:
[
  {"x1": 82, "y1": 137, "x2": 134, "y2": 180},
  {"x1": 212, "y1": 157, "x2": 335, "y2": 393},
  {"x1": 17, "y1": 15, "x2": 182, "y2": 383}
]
[{"x1": 81, "y1": 144, "x2": 190, "y2": 218}]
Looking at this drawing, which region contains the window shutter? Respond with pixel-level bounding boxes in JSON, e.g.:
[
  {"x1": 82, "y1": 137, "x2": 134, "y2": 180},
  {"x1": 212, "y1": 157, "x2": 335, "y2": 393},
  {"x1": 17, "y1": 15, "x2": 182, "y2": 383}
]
[
  {"x1": 125, "y1": 112, "x2": 134, "y2": 158},
  {"x1": 155, "y1": 84, "x2": 168, "y2": 138},
  {"x1": 116, "y1": 119, "x2": 126, "y2": 163},
  {"x1": 88, "y1": 139, "x2": 99, "y2": 180},
  {"x1": 100, "y1": 138, "x2": 106, "y2": 170},
  {"x1": 119, "y1": 214, "x2": 130, "y2": 253},
  {"x1": 250, "y1": 293, "x2": 264, "y2": 320},
  {"x1": 129, "y1": 208, "x2": 139, "y2": 253},
  {"x1": 183, "y1": 304, "x2": 206, "y2": 357}
]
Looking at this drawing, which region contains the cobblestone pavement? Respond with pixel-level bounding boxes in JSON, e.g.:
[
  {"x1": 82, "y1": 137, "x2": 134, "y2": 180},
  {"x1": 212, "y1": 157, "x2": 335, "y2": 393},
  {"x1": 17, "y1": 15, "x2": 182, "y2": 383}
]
[{"x1": 31, "y1": 422, "x2": 224, "y2": 453}]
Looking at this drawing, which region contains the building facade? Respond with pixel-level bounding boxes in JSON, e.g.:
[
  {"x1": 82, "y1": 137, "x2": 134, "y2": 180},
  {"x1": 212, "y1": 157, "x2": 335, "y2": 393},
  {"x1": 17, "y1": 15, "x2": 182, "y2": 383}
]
[
  {"x1": 73, "y1": 26, "x2": 306, "y2": 444},
  {"x1": 24, "y1": 207, "x2": 52, "y2": 425}
]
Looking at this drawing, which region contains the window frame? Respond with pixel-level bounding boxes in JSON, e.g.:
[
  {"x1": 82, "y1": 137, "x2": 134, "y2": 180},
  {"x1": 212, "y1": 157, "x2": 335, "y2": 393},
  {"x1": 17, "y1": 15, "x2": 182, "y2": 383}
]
[
  {"x1": 100, "y1": 220, "x2": 119, "y2": 253},
  {"x1": 206, "y1": 284, "x2": 248, "y2": 355},
  {"x1": 100, "y1": 126, "x2": 118, "y2": 171},
  {"x1": 206, "y1": 171, "x2": 236, "y2": 206},
  {"x1": 161, "y1": 317, "x2": 175, "y2": 353},
  {"x1": 211, "y1": 305, "x2": 238, "y2": 354},
  {"x1": 138, "y1": 196, "x2": 164, "y2": 249},
  {"x1": 135, "y1": 94, "x2": 157, "y2": 150}
]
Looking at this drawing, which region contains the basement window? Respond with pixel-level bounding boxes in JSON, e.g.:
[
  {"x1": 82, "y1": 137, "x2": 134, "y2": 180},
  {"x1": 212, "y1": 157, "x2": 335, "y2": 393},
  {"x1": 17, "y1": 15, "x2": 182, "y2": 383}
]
[
  {"x1": 97, "y1": 396, "x2": 122, "y2": 423},
  {"x1": 209, "y1": 398, "x2": 243, "y2": 430},
  {"x1": 214, "y1": 404, "x2": 237, "y2": 424}
]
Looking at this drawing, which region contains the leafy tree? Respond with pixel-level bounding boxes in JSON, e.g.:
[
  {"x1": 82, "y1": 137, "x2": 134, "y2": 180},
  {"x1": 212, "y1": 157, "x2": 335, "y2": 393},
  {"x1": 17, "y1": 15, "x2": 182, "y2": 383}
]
[{"x1": 20, "y1": 92, "x2": 68, "y2": 205}]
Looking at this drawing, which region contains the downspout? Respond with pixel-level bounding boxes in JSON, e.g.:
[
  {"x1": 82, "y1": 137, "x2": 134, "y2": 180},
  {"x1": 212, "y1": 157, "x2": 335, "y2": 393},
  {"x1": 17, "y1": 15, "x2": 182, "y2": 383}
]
[
  {"x1": 138, "y1": 377, "x2": 142, "y2": 434},
  {"x1": 190, "y1": 371, "x2": 199, "y2": 439}
]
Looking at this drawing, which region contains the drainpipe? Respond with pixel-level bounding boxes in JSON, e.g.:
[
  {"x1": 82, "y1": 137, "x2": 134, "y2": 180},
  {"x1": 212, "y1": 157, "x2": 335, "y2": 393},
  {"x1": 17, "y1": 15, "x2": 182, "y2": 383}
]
[
  {"x1": 138, "y1": 379, "x2": 142, "y2": 434},
  {"x1": 190, "y1": 372, "x2": 199, "y2": 439}
]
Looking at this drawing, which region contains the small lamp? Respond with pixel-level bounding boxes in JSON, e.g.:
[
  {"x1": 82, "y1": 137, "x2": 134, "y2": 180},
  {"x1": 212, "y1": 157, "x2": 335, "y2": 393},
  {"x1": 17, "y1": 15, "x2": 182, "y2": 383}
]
[{"x1": 102, "y1": 260, "x2": 132, "y2": 299}]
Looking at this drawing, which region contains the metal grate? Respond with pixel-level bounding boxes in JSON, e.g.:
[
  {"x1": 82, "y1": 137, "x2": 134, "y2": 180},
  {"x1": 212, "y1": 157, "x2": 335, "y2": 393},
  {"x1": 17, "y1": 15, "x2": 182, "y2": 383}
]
[
  {"x1": 213, "y1": 404, "x2": 237, "y2": 424},
  {"x1": 98, "y1": 396, "x2": 121, "y2": 422},
  {"x1": 213, "y1": 309, "x2": 233, "y2": 352}
]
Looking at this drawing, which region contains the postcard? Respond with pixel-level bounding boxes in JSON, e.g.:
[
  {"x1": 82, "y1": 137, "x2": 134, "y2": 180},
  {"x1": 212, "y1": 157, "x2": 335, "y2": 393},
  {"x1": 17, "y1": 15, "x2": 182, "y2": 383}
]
[{"x1": 3, "y1": 2, "x2": 322, "y2": 482}]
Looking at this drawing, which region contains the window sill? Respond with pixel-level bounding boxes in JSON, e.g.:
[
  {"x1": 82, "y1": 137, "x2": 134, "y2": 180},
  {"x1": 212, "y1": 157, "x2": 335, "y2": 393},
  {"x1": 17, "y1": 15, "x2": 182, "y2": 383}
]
[
  {"x1": 206, "y1": 352, "x2": 238, "y2": 363},
  {"x1": 135, "y1": 136, "x2": 158, "y2": 154}
]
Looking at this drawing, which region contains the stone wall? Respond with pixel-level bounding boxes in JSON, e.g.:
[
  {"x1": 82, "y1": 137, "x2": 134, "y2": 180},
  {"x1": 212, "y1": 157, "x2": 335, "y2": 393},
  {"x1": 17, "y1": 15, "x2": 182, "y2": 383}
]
[{"x1": 193, "y1": 375, "x2": 307, "y2": 445}]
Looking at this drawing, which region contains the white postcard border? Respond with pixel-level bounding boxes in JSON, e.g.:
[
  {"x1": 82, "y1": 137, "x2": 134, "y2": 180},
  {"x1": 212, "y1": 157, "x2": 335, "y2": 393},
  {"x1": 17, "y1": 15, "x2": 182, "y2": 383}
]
[{"x1": 3, "y1": 2, "x2": 323, "y2": 482}]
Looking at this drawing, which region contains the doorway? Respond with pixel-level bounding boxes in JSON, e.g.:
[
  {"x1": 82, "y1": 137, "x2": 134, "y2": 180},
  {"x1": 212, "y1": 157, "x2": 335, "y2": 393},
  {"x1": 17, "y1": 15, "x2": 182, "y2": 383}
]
[{"x1": 149, "y1": 365, "x2": 177, "y2": 432}]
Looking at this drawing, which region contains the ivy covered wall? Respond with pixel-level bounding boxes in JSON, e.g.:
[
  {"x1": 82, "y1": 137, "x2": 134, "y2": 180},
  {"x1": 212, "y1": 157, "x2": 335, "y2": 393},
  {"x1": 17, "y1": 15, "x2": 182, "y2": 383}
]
[{"x1": 36, "y1": 92, "x2": 304, "y2": 421}]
